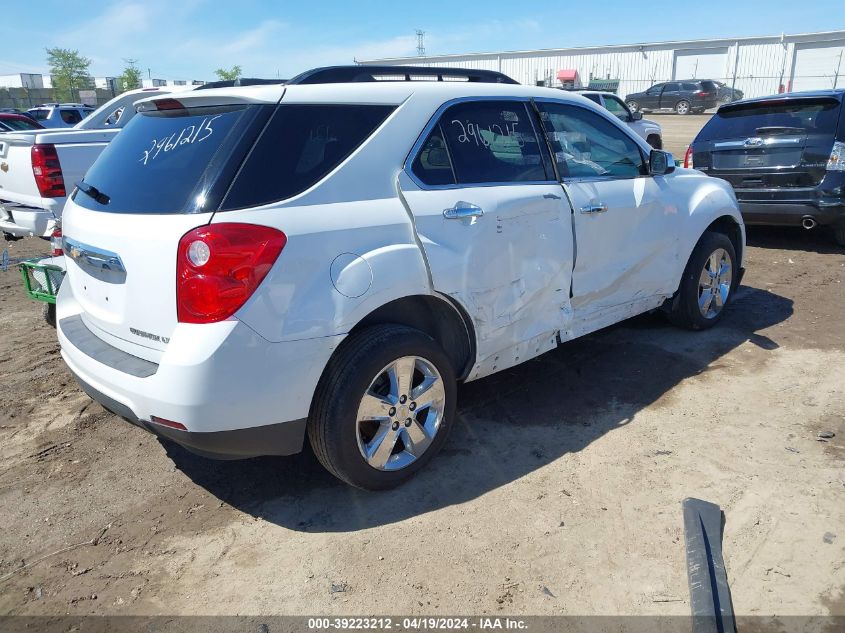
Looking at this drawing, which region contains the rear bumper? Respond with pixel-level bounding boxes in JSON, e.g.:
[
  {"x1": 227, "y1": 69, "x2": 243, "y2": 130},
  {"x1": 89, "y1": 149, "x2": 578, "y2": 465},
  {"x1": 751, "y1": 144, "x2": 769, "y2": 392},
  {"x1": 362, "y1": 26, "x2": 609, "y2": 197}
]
[
  {"x1": 738, "y1": 198, "x2": 845, "y2": 227},
  {"x1": 0, "y1": 201, "x2": 59, "y2": 237},
  {"x1": 72, "y1": 372, "x2": 306, "y2": 460},
  {"x1": 57, "y1": 289, "x2": 344, "y2": 460}
]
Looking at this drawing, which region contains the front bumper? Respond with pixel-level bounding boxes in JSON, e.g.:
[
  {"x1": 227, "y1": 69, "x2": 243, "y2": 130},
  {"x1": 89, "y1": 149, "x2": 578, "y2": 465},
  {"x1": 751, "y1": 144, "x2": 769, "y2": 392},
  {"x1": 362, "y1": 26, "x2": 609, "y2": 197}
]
[{"x1": 57, "y1": 294, "x2": 344, "y2": 460}]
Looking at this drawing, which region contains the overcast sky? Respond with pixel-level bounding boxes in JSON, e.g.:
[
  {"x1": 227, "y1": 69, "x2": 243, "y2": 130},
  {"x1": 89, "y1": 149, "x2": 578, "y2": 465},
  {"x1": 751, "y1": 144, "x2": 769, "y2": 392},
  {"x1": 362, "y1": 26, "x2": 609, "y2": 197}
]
[{"x1": 3, "y1": 0, "x2": 842, "y2": 80}]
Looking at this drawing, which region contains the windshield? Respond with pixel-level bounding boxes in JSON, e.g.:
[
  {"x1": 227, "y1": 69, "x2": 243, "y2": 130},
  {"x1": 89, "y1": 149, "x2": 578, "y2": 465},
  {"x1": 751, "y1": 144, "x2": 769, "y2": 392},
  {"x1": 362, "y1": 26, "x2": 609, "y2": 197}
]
[
  {"x1": 74, "y1": 103, "x2": 270, "y2": 214},
  {"x1": 698, "y1": 98, "x2": 842, "y2": 141}
]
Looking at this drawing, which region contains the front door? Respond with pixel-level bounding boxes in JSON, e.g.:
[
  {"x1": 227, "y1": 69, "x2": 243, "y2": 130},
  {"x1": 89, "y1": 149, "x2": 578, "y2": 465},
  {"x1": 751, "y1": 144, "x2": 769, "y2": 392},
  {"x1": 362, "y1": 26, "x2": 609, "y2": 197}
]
[
  {"x1": 400, "y1": 99, "x2": 573, "y2": 379},
  {"x1": 535, "y1": 100, "x2": 680, "y2": 336}
]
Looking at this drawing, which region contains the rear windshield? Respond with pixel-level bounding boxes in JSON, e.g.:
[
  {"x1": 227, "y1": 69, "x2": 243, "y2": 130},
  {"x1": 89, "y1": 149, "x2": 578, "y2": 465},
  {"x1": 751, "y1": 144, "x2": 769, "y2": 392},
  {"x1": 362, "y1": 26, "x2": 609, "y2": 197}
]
[
  {"x1": 697, "y1": 97, "x2": 842, "y2": 141},
  {"x1": 1, "y1": 117, "x2": 40, "y2": 131},
  {"x1": 29, "y1": 109, "x2": 50, "y2": 120},
  {"x1": 74, "y1": 104, "x2": 270, "y2": 214},
  {"x1": 73, "y1": 102, "x2": 395, "y2": 214}
]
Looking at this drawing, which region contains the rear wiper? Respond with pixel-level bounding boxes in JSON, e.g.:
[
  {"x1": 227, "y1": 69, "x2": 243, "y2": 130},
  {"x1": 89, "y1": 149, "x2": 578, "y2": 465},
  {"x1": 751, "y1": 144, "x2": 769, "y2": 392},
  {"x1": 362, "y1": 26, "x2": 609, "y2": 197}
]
[
  {"x1": 754, "y1": 126, "x2": 805, "y2": 135},
  {"x1": 75, "y1": 182, "x2": 110, "y2": 205}
]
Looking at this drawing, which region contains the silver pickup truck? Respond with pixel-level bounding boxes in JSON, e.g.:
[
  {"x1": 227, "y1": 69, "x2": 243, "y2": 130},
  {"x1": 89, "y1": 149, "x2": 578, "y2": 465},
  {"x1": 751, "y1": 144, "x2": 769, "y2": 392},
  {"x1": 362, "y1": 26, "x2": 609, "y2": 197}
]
[{"x1": 0, "y1": 88, "x2": 171, "y2": 239}]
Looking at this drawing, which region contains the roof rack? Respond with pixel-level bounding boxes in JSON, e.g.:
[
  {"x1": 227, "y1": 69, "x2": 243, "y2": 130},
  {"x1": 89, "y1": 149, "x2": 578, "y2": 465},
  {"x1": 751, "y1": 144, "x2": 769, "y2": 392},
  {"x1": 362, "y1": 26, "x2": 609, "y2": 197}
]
[
  {"x1": 195, "y1": 77, "x2": 287, "y2": 90},
  {"x1": 287, "y1": 65, "x2": 519, "y2": 85}
]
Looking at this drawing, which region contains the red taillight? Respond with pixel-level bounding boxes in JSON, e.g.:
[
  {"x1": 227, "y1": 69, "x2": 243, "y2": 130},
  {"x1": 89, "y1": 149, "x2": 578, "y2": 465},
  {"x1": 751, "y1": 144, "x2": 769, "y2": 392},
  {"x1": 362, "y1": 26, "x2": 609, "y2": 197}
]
[
  {"x1": 683, "y1": 145, "x2": 694, "y2": 169},
  {"x1": 31, "y1": 144, "x2": 65, "y2": 198},
  {"x1": 50, "y1": 227, "x2": 63, "y2": 257},
  {"x1": 150, "y1": 416, "x2": 187, "y2": 431},
  {"x1": 696, "y1": 91, "x2": 709, "y2": 97},
  {"x1": 176, "y1": 223, "x2": 287, "y2": 324}
]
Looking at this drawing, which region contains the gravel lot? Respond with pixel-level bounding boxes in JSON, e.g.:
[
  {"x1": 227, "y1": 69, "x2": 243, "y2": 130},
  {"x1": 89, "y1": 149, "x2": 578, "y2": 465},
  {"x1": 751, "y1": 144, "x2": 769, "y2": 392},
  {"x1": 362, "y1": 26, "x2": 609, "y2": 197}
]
[{"x1": 0, "y1": 116, "x2": 843, "y2": 618}]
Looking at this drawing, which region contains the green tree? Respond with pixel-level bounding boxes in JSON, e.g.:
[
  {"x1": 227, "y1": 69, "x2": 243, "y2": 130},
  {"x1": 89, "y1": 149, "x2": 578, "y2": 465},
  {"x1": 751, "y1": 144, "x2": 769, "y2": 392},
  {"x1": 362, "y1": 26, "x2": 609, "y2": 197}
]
[
  {"x1": 118, "y1": 59, "x2": 142, "y2": 92},
  {"x1": 45, "y1": 47, "x2": 91, "y2": 102},
  {"x1": 214, "y1": 65, "x2": 242, "y2": 81}
]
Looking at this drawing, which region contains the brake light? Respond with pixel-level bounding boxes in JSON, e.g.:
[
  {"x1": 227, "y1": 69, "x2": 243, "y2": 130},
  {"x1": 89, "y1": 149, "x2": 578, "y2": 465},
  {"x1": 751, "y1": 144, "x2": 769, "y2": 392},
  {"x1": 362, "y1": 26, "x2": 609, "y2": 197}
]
[
  {"x1": 177, "y1": 223, "x2": 287, "y2": 324},
  {"x1": 684, "y1": 145, "x2": 694, "y2": 169},
  {"x1": 31, "y1": 144, "x2": 65, "y2": 197},
  {"x1": 827, "y1": 141, "x2": 845, "y2": 171},
  {"x1": 50, "y1": 227, "x2": 62, "y2": 257},
  {"x1": 153, "y1": 98, "x2": 186, "y2": 111}
]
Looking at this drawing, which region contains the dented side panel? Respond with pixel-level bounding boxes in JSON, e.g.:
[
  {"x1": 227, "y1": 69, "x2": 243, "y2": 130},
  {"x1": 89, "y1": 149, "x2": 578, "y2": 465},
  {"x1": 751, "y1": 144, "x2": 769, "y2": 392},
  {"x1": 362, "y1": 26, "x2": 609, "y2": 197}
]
[{"x1": 398, "y1": 172, "x2": 573, "y2": 381}]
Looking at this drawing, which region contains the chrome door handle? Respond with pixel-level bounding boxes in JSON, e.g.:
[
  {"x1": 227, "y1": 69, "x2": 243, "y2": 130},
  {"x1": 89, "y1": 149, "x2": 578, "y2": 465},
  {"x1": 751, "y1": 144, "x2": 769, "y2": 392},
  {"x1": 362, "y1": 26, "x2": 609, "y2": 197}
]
[
  {"x1": 579, "y1": 202, "x2": 608, "y2": 214},
  {"x1": 443, "y1": 201, "x2": 484, "y2": 219},
  {"x1": 544, "y1": 193, "x2": 562, "y2": 200}
]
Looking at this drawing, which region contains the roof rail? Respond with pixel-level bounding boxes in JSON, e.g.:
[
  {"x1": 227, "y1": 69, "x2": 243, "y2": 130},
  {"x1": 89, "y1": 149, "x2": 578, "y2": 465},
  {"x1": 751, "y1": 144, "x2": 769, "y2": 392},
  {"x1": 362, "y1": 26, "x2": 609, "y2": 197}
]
[
  {"x1": 287, "y1": 65, "x2": 519, "y2": 85},
  {"x1": 194, "y1": 78, "x2": 287, "y2": 91}
]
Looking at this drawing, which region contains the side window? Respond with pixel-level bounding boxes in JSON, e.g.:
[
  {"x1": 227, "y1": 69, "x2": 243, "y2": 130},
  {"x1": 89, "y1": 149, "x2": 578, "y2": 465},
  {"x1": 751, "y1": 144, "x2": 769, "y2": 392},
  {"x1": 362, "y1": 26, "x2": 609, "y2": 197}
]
[
  {"x1": 536, "y1": 102, "x2": 646, "y2": 180},
  {"x1": 222, "y1": 104, "x2": 395, "y2": 209},
  {"x1": 60, "y1": 109, "x2": 83, "y2": 124},
  {"x1": 437, "y1": 101, "x2": 550, "y2": 184},
  {"x1": 681, "y1": 83, "x2": 698, "y2": 91},
  {"x1": 602, "y1": 97, "x2": 629, "y2": 120},
  {"x1": 411, "y1": 123, "x2": 455, "y2": 186},
  {"x1": 646, "y1": 84, "x2": 662, "y2": 95},
  {"x1": 581, "y1": 94, "x2": 602, "y2": 105},
  {"x1": 663, "y1": 83, "x2": 680, "y2": 92}
]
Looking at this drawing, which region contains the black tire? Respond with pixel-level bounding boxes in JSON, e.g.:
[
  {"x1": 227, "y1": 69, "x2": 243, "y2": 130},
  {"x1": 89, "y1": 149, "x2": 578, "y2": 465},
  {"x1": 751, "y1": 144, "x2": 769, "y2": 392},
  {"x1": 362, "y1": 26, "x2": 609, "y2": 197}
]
[
  {"x1": 670, "y1": 231, "x2": 738, "y2": 331},
  {"x1": 646, "y1": 134, "x2": 663, "y2": 149},
  {"x1": 834, "y1": 226, "x2": 845, "y2": 247},
  {"x1": 42, "y1": 302, "x2": 56, "y2": 328},
  {"x1": 626, "y1": 100, "x2": 639, "y2": 113},
  {"x1": 308, "y1": 324, "x2": 456, "y2": 490},
  {"x1": 675, "y1": 100, "x2": 691, "y2": 115}
]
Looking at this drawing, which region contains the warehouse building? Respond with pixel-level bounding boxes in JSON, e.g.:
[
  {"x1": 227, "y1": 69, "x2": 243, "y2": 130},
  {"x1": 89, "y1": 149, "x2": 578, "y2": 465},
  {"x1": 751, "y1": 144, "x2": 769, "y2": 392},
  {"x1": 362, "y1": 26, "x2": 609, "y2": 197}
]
[{"x1": 362, "y1": 30, "x2": 845, "y2": 101}]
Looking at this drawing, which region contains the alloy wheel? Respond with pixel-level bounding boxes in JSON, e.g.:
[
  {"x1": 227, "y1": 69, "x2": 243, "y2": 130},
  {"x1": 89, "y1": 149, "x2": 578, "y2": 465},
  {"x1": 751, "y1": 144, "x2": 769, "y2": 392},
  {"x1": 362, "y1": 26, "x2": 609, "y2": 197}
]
[
  {"x1": 698, "y1": 248, "x2": 732, "y2": 319},
  {"x1": 355, "y1": 356, "x2": 446, "y2": 471}
]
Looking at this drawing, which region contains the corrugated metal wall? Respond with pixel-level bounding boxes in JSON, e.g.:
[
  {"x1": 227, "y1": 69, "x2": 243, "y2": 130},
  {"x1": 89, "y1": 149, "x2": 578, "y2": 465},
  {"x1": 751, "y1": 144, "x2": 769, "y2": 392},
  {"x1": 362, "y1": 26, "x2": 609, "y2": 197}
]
[{"x1": 364, "y1": 31, "x2": 845, "y2": 100}]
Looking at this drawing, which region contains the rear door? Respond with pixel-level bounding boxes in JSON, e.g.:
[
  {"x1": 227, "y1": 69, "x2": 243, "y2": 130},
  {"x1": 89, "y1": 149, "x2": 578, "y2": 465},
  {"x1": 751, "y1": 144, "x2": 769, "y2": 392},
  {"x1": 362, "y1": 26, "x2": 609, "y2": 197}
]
[
  {"x1": 693, "y1": 97, "x2": 842, "y2": 190},
  {"x1": 61, "y1": 99, "x2": 272, "y2": 359},
  {"x1": 400, "y1": 99, "x2": 573, "y2": 375},
  {"x1": 659, "y1": 83, "x2": 681, "y2": 110},
  {"x1": 535, "y1": 100, "x2": 679, "y2": 330}
]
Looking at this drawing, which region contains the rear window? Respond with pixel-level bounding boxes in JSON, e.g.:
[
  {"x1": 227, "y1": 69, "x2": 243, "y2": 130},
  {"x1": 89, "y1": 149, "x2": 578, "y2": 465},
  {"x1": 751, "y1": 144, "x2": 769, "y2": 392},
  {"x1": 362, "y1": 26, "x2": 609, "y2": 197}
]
[
  {"x1": 0, "y1": 117, "x2": 40, "y2": 131},
  {"x1": 697, "y1": 98, "x2": 842, "y2": 141},
  {"x1": 700, "y1": 81, "x2": 718, "y2": 91},
  {"x1": 221, "y1": 104, "x2": 395, "y2": 209},
  {"x1": 74, "y1": 104, "x2": 270, "y2": 214},
  {"x1": 29, "y1": 109, "x2": 50, "y2": 120}
]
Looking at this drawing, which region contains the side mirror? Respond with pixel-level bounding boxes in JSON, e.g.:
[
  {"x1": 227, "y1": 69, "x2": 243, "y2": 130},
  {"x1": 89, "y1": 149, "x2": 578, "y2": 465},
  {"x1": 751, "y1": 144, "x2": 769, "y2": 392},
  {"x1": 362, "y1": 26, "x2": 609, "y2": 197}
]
[
  {"x1": 649, "y1": 149, "x2": 675, "y2": 175},
  {"x1": 631, "y1": 111, "x2": 643, "y2": 121}
]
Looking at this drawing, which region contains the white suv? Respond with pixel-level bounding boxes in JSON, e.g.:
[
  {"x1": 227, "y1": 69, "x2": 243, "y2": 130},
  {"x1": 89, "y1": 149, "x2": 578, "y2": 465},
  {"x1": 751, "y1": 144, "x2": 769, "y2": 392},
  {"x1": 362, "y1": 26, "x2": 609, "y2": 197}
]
[{"x1": 57, "y1": 66, "x2": 745, "y2": 489}]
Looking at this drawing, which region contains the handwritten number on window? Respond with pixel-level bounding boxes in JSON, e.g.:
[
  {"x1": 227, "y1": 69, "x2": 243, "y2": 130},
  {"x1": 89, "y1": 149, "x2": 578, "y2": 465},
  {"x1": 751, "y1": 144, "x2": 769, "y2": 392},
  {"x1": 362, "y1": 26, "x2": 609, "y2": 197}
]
[{"x1": 140, "y1": 115, "x2": 222, "y2": 165}]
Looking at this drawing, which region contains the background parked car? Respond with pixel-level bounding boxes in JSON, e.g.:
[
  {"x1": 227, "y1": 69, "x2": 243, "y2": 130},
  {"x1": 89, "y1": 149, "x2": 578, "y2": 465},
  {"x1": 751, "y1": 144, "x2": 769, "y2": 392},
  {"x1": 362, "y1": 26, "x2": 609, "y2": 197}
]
[
  {"x1": 625, "y1": 80, "x2": 719, "y2": 115},
  {"x1": 685, "y1": 90, "x2": 845, "y2": 245},
  {"x1": 575, "y1": 90, "x2": 663, "y2": 148},
  {"x1": 26, "y1": 103, "x2": 95, "y2": 128},
  {"x1": 0, "y1": 112, "x2": 44, "y2": 132},
  {"x1": 714, "y1": 81, "x2": 744, "y2": 104}
]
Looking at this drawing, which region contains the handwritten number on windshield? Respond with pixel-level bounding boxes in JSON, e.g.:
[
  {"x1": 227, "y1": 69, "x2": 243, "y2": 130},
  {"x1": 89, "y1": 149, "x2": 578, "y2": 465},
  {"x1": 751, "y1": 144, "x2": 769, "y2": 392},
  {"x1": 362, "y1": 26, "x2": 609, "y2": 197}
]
[{"x1": 140, "y1": 115, "x2": 221, "y2": 165}]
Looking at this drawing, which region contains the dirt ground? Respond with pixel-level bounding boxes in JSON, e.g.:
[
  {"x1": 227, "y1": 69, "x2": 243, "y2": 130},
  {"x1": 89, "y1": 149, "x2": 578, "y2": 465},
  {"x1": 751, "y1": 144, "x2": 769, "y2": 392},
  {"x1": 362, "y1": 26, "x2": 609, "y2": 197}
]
[
  {"x1": 1, "y1": 134, "x2": 844, "y2": 618},
  {"x1": 648, "y1": 113, "x2": 712, "y2": 158}
]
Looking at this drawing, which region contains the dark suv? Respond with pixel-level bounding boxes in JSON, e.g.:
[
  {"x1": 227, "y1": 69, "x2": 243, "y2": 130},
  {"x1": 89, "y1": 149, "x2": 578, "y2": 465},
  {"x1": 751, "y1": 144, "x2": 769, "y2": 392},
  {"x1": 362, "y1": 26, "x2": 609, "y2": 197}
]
[
  {"x1": 625, "y1": 80, "x2": 719, "y2": 115},
  {"x1": 686, "y1": 91, "x2": 845, "y2": 245}
]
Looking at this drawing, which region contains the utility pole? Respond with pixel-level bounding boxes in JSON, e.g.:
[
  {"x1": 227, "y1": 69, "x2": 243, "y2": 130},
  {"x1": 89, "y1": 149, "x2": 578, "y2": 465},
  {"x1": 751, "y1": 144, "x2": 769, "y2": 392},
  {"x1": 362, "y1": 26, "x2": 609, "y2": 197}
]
[
  {"x1": 416, "y1": 30, "x2": 426, "y2": 57},
  {"x1": 833, "y1": 50, "x2": 843, "y2": 89}
]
